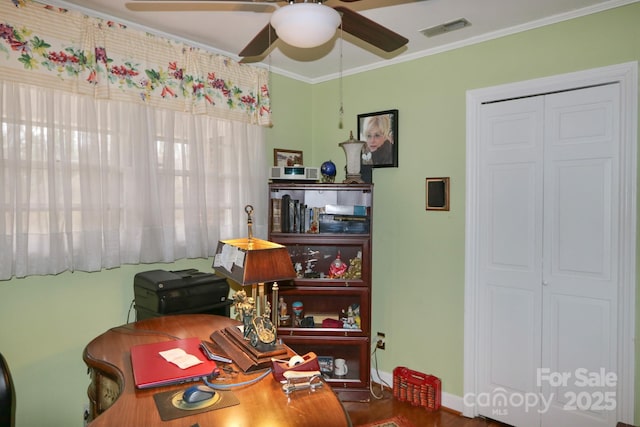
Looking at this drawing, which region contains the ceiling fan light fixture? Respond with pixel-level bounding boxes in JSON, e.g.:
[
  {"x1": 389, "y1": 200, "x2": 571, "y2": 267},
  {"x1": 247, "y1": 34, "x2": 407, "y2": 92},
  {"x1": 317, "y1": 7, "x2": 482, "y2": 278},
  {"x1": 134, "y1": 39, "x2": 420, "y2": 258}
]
[{"x1": 270, "y1": 3, "x2": 341, "y2": 48}]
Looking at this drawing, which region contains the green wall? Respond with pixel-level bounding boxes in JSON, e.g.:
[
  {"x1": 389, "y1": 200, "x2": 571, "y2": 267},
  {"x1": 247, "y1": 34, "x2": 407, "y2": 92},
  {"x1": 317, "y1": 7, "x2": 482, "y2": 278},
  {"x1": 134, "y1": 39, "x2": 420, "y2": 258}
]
[
  {"x1": 0, "y1": 3, "x2": 638, "y2": 426},
  {"x1": 269, "y1": 1, "x2": 640, "y2": 422}
]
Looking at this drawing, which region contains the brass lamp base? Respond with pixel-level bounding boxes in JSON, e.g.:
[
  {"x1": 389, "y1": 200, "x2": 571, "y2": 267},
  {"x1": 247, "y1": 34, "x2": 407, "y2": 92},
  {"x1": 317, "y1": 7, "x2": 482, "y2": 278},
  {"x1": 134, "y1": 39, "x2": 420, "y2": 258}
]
[{"x1": 210, "y1": 326, "x2": 291, "y2": 373}]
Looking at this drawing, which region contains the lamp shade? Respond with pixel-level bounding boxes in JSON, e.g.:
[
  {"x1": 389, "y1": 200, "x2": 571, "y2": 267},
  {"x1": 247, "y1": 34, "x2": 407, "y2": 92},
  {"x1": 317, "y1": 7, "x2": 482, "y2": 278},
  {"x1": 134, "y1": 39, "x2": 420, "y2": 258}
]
[
  {"x1": 270, "y1": 3, "x2": 341, "y2": 48},
  {"x1": 213, "y1": 238, "x2": 295, "y2": 285}
]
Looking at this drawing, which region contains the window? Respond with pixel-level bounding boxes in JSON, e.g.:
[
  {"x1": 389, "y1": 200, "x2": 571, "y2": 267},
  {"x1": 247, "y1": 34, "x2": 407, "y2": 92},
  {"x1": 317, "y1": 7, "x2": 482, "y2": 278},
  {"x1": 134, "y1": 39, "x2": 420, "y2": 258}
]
[{"x1": 0, "y1": 81, "x2": 267, "y2": 279}]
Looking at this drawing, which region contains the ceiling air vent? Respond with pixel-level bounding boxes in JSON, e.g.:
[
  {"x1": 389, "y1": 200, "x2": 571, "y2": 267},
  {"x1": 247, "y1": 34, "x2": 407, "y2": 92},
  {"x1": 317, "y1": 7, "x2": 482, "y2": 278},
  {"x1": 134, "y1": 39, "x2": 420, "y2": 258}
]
[{"x1": 421, "y1": 18, "x2": 471, "y2": 38}]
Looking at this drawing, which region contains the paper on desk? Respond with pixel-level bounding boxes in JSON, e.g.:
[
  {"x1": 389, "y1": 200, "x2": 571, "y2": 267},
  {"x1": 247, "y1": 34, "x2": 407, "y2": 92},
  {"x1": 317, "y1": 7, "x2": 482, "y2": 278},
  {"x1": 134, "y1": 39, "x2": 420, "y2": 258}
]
[{"x1": 159, "y1": 348, "x2": 203, "y2": 369}]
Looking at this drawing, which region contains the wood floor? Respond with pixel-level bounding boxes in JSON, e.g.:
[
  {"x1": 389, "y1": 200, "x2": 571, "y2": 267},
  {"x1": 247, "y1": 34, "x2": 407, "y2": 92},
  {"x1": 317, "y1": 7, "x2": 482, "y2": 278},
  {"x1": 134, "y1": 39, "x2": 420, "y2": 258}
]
[{"x1": 343, "y1": 385, "x2": 510, "y2": 427}]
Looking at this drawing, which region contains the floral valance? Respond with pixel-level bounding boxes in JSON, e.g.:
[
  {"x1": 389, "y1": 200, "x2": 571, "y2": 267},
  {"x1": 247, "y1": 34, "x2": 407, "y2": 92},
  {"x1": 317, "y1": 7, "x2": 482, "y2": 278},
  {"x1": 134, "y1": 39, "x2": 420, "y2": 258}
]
[{"x1": 0, "y1": 0, "x2": 271, "y2": 125}]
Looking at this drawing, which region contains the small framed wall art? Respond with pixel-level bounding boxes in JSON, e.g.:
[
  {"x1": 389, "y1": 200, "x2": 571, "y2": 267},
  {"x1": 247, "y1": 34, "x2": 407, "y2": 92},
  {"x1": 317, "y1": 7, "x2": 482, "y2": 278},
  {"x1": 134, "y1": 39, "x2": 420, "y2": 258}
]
[
  {"x1": 274, "y1": 149, "x2": 303, "y2": 167},
  {"x1": 357, "y1": 109, "x2": 399, "y2": 168},
  {"x1": 425, "y1": 177, "x2": 450, "y2": 211}
]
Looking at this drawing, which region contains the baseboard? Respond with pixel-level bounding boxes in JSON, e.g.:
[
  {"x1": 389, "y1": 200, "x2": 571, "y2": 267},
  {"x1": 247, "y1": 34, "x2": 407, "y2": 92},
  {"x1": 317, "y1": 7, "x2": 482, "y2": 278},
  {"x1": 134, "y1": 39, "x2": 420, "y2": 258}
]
[{"x1": 371, "y1": 369, "x2": 465, "y2": 415}]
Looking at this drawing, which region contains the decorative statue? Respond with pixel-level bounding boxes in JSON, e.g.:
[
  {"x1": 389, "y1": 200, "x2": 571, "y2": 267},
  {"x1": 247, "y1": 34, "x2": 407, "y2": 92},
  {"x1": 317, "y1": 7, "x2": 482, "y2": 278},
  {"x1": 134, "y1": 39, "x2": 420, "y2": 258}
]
[
  {"x1": 352, "y1": 304, "x2": 361, "y2": 328},
  {"x1": 279, "y1": 297, "x2": 287, "y2": 318},
  {"x1": 329, "y1": 252, "x2": 348, "y2": 278},
  {"x1": 233, "y1": 289, "x2": 248, "y2": 320},
  {"x1": 342, "y1": 304, "x2": 360, "y2": 329},
  {"x1": 232, "y1": 290, "x2": 276, "y2": 347},
  {"x1": 294, "y1": 262, "x2": 303, "y2": 278},
  {"x1": 343, "y1": 256, "x2": 362, "y2": 279},
  {"x1": 233, "y1": 290, "x2": 255, "y2": 339}
]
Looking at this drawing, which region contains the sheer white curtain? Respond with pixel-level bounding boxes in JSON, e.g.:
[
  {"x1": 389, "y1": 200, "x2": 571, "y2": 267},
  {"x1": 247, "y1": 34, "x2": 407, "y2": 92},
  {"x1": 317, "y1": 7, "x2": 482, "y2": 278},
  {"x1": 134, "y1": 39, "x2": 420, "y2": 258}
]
[{"x1": 0, "y1": 81, "x2": 268, "y2": 280}]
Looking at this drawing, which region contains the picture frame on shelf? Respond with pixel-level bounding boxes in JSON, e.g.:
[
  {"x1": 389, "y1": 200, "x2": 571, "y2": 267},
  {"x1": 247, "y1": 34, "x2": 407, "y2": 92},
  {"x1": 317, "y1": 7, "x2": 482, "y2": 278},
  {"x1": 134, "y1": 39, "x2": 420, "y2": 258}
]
[
  {"x1": 274, "y1": 148, "x2": 303, "y2": 167},
  {"x1": 357, "y1": 109, "x2": 399, "y2": 168},
  {"x1": 425, "y1": 177, "x2": 450, "y2": 211},
  {"x1": 318, "y1": 355, "x2": 334, "y2": 374}
]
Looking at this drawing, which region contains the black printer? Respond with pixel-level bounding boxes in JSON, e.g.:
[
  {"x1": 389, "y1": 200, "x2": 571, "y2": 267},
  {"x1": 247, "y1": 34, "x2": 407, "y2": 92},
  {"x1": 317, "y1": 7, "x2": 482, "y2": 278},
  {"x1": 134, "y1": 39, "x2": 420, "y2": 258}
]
[{"x1": 134, "y1": 268, "x2": 232, "y2": 321}]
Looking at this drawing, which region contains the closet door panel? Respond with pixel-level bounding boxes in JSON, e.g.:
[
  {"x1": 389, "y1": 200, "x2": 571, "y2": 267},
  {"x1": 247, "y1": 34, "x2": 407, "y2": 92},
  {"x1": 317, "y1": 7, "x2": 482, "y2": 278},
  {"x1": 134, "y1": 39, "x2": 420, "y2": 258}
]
[
  {"x1": 554, "y1": 159, "x2": 612, "y2": 281},
  {"x1": 477, "y1": 97, "x2": 544, "y2": 427},
  {"x1": 541, "y1": 84, "x2": 620, "y2": 427},
  {"x1": 542, "y1": 294, "x2": 613, "y2": 427}
]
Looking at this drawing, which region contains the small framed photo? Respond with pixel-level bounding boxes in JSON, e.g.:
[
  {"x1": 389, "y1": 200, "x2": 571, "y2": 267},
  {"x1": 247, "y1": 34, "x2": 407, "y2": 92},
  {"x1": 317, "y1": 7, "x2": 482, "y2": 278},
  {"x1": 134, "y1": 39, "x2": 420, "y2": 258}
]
[
  {"x1": 274, "y1": 149, "x2": 303, "y2": 167},
  {"x1": 318, "y1": 356, "x2": 334, "y2": 374},
  {"x1": 358, "y1": 109, "x2": 398, "y2": 168},
  {"x1": 426, "y1": 177, "x2": 450, "y2": 211}
]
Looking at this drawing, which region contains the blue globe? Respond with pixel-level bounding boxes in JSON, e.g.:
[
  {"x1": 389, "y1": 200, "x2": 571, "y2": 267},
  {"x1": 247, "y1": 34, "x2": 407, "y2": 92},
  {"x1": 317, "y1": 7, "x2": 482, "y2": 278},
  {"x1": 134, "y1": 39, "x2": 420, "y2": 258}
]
[{"x1": 321, "y1": 160, "x2": 336, "y2": 177}]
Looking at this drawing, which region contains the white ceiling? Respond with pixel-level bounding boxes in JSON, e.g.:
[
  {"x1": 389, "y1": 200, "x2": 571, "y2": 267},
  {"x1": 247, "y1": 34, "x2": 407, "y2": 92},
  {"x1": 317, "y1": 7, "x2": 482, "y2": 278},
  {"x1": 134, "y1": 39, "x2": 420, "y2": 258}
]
[{"x1": 43, "y1": 0, "x2": 636, "y2": 82}]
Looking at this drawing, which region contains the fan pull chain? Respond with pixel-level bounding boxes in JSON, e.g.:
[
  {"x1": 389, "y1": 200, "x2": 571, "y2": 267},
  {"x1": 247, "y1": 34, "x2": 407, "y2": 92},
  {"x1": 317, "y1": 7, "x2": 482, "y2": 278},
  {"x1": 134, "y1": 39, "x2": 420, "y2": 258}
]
[
  {"x1": 338, "y1": 23, "x2": 344, "y2": 129},
  {"x1": 267, "y1": 23, "x2": 273, "y2": 127}
]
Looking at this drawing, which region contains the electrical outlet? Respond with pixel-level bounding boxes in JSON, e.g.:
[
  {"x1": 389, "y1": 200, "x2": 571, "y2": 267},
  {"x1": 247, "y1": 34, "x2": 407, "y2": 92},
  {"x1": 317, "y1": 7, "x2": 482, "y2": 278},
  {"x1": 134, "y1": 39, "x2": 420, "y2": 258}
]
[
  {"x1": 83, "y1": 404, "x2": 90, "y2": 427},
  {"x1": 376, "y1": 332, "x2": 386, "y2": 350}
]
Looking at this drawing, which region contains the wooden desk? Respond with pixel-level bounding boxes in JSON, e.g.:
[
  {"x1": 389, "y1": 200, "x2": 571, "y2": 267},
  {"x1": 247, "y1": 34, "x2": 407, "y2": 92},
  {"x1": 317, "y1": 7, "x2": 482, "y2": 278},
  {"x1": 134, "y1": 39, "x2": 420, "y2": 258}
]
[{"x1": 83, "y1": 314, "x2": 351, "y2": 427}]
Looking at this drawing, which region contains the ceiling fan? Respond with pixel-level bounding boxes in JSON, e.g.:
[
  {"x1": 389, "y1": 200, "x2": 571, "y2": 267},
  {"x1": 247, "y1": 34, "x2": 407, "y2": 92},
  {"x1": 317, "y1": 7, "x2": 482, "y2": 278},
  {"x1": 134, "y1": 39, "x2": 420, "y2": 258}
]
[{"x1": 126, "y1": 0, "x2": 409, "y2": 58}]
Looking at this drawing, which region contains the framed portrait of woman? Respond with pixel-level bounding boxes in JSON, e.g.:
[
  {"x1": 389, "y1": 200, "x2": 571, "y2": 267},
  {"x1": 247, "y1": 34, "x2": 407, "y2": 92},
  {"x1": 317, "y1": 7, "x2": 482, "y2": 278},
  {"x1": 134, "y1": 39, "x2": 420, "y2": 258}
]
[{"x1": 357, "y1": 109, "x2": 398, "y2": 168}]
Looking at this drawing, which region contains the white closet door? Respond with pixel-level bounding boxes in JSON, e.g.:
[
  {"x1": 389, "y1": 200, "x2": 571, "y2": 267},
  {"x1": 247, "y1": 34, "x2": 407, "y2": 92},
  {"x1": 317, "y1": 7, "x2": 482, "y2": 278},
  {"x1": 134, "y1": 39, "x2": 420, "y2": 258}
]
[
  {"x1": 477, "y1": 96, "x2": 544, "y2": 427},
  {"x1": 476, "y1": 83, "x2": 620, "y2": 427},
  {"x1": 541, "y1": 84, "x2": 619, "y2": 427}
]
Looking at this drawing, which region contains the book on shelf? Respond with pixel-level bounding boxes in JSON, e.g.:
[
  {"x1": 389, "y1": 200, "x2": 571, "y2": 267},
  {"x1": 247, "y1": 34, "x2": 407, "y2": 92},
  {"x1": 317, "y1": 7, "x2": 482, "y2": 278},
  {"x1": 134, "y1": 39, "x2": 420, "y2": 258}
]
[
  {"x1": 289, "y1": 198, "x2": 297, "y2": 233},
  {"x1": 321, "y1": 214, "x2": 369, "y2": 222},
  {"x1": 276, "y1": 198, "x2": 352, "y2": 234},
  {"x1": 281, "y1": 194, "x2": 291, "y2": 233},
  {"x1": 318, "y1": 213, "x2": 370, "y2": 234},
  {"x1": 304, "y1": 206, "x2": 311, "y2": 232},
  {"x1": 324, "y1": 204, "x2": 368, "y2": 216},
  {"x1": 271, "y1": 198, "x2": 282, "y2": 233},
  {"x1": 299, "y1": 203, "x2": 307, "y2": 233}
]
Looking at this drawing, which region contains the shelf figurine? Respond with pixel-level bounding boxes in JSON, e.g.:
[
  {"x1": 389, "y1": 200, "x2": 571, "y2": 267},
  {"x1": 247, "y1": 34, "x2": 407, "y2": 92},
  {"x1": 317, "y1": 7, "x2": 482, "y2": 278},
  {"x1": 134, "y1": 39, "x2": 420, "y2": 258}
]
[
  {"x1": 329, "y1": 251, "x2": 347, "y2": 278},
  {"x1": 343, "y1": 254, "x2": 362, "y2": 279},
  {"x1": 292, "y1": 301, "x2": 304, "y2": 327},
  {"x1": 233, "y1": 290, "x2": 255, "y2": 339}
]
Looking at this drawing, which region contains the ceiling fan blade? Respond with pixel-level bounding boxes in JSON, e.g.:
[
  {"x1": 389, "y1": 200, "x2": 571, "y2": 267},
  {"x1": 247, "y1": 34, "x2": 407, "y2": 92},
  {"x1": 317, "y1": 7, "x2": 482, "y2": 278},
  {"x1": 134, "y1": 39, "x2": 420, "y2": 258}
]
[
  {"x1": 239, "y1": 24, "x2": 278, "y2": 57},
  {"x1": 334, "y1": 6, "x2": 408, "y2": 52}
]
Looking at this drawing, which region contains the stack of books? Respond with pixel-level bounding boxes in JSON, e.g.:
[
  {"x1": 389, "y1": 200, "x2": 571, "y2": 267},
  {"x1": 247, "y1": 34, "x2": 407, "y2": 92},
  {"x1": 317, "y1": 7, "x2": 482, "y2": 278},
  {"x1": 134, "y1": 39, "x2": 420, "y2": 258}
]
[{"x1": 271, "y1": 199, "x2": 369, "y2": 234}]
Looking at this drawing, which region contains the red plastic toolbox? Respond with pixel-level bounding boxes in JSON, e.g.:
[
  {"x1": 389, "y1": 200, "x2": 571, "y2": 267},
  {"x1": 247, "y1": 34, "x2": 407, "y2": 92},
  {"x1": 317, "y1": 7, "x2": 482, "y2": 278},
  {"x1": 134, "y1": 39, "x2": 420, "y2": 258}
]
[{"x1": 393, "y1": 366, "x2": 441, "y2": 411}]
